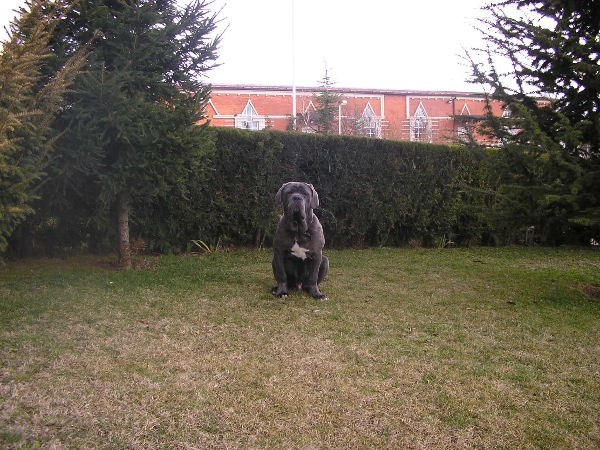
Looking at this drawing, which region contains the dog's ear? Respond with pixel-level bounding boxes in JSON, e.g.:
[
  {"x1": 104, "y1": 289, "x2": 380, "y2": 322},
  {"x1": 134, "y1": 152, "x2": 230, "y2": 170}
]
[
  {"x1": 307, "y1": 183, "x2": 319, "y2": 208},
  {"x1": 275, "y1": 183, "x2": 288, "y2": 204}
]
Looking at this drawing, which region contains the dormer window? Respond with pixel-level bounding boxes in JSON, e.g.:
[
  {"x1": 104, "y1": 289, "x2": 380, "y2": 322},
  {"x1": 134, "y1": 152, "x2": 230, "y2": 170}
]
[
  {"x1": 235, "y1": 100, "x2": 266, "y2": 131},
  {"x1": 300, "y1": 101, "x2": 317, "y2": 133},
  {"x1": 360, "y1": 103, "x2": 382, "y2": 138},
  {"x1": 410, "y1": 102, "x2": 432, "y2": 143}
]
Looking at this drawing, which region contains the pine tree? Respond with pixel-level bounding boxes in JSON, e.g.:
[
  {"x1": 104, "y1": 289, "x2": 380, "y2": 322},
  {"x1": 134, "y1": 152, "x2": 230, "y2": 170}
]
[
  {"x1": 0, "y1": 0, "x2": 86, "y2": 254},
  {"x1": 310, "y1": 68, "x2": 342, "y2": 134},
  {"x1": 467, "y1": 0, "x2": 600, "y2": 244},
  {"x1": 40, "y1": 0, "x2": 220, "y2": 266}
]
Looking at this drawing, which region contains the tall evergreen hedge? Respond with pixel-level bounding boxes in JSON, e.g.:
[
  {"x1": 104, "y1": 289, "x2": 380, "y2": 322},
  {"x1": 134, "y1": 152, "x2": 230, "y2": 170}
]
[
  {"x1": 133, "y1": 128, "x2": 491, "y2": 252},
  {"x1": 9, "y1": 127, "x2": 497, "y2": 255}
]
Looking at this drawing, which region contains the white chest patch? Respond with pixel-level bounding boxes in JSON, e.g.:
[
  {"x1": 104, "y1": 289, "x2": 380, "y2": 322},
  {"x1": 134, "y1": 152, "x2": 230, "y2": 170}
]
[{"x1": 291, "y1": 241, "x2": 309, "y2": 260}]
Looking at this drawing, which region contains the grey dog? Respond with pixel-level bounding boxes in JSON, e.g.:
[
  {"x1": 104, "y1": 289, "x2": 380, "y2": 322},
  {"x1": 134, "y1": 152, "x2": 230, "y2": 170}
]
[{"x1": 272, "y1": 182, "x2": 329, "y2": 299}]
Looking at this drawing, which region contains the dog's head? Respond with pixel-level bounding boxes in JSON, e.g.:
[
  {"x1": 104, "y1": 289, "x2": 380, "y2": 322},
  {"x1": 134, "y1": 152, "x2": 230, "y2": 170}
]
[{"x1": 275, "y1": 182, "x2": 319, "y2": 232}]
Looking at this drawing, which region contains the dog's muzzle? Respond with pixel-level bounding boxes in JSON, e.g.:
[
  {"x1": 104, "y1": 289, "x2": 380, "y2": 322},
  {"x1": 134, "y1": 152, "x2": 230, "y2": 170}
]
[{"x1": 288, "y1": 194, "x2": 307, "y2": 224}]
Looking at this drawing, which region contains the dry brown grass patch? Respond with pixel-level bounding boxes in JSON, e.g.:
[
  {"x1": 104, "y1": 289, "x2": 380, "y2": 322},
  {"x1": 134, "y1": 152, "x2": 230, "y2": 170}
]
[{"x1": 1, "y1": 248, "x2": 599, "y2": 449}]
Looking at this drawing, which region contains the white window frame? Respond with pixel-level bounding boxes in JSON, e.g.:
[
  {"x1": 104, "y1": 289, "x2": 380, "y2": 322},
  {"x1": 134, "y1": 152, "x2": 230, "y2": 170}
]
[
  {"x1": 360, "y1": 103, "x2": 382, "y2": 138},
  {"x1": 235, "y1": 100, "x2": 266, "y2": 131},
  {"x1": 410, "y1": 102, "x2": 432, "y2": 143}
]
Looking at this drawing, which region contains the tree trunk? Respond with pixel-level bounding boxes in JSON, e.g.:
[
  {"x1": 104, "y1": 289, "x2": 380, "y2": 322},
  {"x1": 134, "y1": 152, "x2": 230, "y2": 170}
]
[{"x1": 117, "y1": 193, "x2": 131, "y2": 269}]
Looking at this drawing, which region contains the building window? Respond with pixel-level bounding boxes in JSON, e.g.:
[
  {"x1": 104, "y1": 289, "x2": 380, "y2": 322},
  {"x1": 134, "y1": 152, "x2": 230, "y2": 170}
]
[
  {"x1": 457, "y1": 126, "x2": 471, "y2": 143},
  {"x1": 410, "y1": 102, "x2": 432, "y2": 143},
  {"x1": 235, "y1": 100, "x2": 266, "y2": 131},
  {"x1": 300, "y1": 101, "x2": 317, "y2": 133},
  {"x1": 359, "y1": 103, "x2": 382, "y2": 138}
]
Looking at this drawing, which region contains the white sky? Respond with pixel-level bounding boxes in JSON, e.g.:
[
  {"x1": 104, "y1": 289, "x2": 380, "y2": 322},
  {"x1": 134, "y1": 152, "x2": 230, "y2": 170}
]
[{"x1": 0, "y1": 0, "x2": 492, "y2": 92}]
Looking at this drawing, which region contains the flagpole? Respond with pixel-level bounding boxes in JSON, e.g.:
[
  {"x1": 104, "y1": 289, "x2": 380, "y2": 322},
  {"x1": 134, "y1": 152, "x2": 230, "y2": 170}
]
[{"x1": 291, "y1": 0, "x2": 297, "y2": 130}]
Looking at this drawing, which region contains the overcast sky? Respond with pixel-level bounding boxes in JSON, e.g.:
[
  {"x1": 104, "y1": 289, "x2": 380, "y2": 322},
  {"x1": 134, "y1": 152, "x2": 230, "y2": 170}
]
[{"x1": 0, "y1": 0, "x2": 492, "y2": 92}]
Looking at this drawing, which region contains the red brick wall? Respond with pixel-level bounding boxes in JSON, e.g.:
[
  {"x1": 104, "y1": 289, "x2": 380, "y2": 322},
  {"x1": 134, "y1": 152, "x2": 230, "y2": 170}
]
[{"x1": 205, "y1": 85, "x2": 508, "y2": 144}]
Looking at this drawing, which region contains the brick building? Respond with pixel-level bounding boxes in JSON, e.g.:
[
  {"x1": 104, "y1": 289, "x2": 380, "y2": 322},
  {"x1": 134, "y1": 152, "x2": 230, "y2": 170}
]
[{"x1": 206, "y1": 84, "x2": 509, "y2": 144}]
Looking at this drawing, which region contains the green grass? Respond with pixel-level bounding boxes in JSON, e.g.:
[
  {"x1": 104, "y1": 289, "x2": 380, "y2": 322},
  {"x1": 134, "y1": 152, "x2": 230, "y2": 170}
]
[{"x1": 1, "y1": 247, "x2": 599, "y2": 449}]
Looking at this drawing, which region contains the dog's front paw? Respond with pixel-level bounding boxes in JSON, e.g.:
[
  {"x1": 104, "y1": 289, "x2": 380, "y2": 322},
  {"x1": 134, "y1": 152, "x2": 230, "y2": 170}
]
[
  {"x1": 271, "y1": 285, "x2": 289, "y2": 298},
  {"x1": 305, "y1": 285, "x2": 327, "y2": 300}
]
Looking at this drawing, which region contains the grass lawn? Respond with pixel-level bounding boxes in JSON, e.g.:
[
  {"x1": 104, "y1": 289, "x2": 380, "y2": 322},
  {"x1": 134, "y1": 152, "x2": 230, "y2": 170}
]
[{"x1": 1, "y1": 247, "x2": 599, "y2": 449}]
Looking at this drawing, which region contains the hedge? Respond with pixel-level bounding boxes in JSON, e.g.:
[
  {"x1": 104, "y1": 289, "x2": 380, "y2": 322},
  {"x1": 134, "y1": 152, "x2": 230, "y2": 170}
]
[
  {"x1": 132, "y1": 128, "x2": 492, "y2": 252},
  {"x1": 8, "y1": 127, "x2": 496, "y2": 256}
]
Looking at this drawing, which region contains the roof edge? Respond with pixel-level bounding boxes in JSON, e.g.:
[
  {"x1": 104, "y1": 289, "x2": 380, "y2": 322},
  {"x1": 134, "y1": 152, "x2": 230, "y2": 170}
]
[{"x1": 209, "y1": 83, "x2": 488, "y2": 98}]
